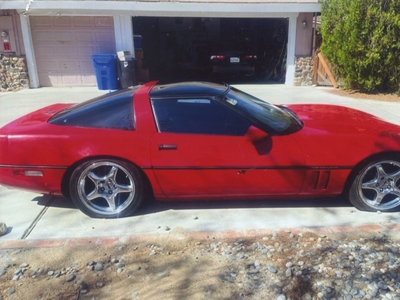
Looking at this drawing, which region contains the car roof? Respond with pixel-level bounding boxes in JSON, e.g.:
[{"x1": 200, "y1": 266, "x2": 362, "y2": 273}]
[{"x1": 150, "y1": 82, "x2": 229, "y2": 98}]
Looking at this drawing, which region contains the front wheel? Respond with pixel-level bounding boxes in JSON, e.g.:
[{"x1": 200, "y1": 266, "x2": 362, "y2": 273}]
[
  {"x1": 69, "y1": 159, "x2": 144, "y2": 218},
  {"x1": 349, "y1": 158, "x2": 400, "y2": 212}
]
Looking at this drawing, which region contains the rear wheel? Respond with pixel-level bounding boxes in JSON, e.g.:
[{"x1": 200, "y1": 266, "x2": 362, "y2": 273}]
[
  {"x1": 349, "y1": 158, "x2": 400, "y2": 212},
  {"x1": 69, "y1": 159, "x2": 144, "y2": 218}
]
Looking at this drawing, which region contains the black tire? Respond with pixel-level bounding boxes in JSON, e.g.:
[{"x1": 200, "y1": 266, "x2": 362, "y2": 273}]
[
  {"x1": 69, "y1": 159, "x2": 144, "y2": 218},
  {"x1": 349, "y1": 157, "x2": 400, "y2": 212}
]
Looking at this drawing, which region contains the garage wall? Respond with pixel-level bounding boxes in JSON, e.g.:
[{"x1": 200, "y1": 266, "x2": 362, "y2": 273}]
[{"x1": 31, "y1": 16, "x2": 115, "y2": 86}]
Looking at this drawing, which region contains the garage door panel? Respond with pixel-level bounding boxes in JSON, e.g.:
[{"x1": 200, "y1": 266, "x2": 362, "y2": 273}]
[
  {"x1": 56, "y1": 31, "x2": 75, "y2": 42},
  {"x1": 57, "y1": 46, "x2": 78, "y2": 56},
  {"x1": 76, "y1": 32, "x2": 94, "y2": 42},
  {"x1": 33, "y1": 31, "x2": 56, "y2": 42},
  {"x1": 32, "y1": 16, "x2": 115, "y2": 87},
  {"x1": 78, "y1": 46, "x2": 96, "y2": 56},
  {"x1": 95, "y1": 31, "x2": 114, "y2": 42},
  {"x1": 95, "y1": 44, "x2": 115, "y2": 54},
  {"x1": 54, "y1": 17, "x2": 72, "y2": 27},
  {"x1": 81, "y1": 74, "x2": 96, "y2": 85},
  {"x1": 39, "y1": 74, "x2": 61, "y2": 86},
  {"x1": 61, "y1": 74, "x2": 81, "y2": 85},
  {"x1": 59, "y1": 60, "x2": 78, "y2": 71},
  {"x1": 94, "y1": 17, "x2": 113, "y2": 27},
  {"x1": 38, "y1": 60, "x2": 59, "y2": 71},
  {"x1": 35, "y1": 46, "x2": 57, "y2": 57},
  {"x1": 74, "y1": 17, "x2": 93, "y2": 27},
  {"x1": 80, "y1": 61, "x2": 94, "y2": 71},
  {"x1": 31, "y1": 16, "x2": 52, "y2": 27}
]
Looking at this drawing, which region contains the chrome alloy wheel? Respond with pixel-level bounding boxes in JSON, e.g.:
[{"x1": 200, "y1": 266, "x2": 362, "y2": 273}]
[
  {"x1": 358, "y1": 160, "x2": 400, "y2": 210},
  {"x1": 77, "y1": 161, "x2": 135, "y2": 216}
]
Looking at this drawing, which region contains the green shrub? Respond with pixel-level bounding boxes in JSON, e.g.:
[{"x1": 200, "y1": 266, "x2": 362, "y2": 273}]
[{"x1": 321, "y1": 0, "x2": 400, "y2": 93}]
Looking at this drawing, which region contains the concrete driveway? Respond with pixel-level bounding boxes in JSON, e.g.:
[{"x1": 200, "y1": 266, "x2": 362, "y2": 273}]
[{"x1": 1, "y1": 85, "x2": 400, "y2": 242}]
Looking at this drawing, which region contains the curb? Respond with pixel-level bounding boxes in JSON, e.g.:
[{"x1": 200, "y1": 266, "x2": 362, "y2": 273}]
[{"x1": 1, "y1": 223, "x2": 400, "y2": 250}]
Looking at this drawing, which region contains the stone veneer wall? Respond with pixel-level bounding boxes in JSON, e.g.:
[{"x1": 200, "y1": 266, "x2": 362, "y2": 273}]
[
  {"x1": 294, "y1": 56, "x2": 314, "y2": 86},
  {"x1": 0, "y1": 56, "x2": 29, "y2": 92}
]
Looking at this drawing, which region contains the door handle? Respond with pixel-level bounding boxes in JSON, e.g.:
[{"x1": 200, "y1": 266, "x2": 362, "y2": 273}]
[{"x1": 158, "y1": 144, "x2": 177, "y2": 150}]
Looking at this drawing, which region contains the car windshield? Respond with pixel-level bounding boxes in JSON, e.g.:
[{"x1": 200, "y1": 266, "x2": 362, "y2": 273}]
[{"x1": 222, "y1": 86, "x2": 303, "y2": 135}]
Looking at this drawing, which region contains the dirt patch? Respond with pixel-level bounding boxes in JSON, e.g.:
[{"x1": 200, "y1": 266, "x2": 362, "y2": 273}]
[
  {"x1": 1, "y1": 231, "x2": 400, "y2": 300},
  {"x1": 328, "y1": 88, "x2": 400, "y2": 102}
]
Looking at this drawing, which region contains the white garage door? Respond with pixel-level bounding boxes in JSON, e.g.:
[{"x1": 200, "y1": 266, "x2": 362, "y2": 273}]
[{"x1": 31, "y1": 16, "x2": 115, "y2": 86}]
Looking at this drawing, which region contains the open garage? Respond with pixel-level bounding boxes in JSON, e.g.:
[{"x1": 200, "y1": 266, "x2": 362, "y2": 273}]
[
  {"x1": 1, "y1": 1, "x2": 319, "y2": 88},
  {"x1": 133, "y1": 17, "x2": 288, "y2": 84}
]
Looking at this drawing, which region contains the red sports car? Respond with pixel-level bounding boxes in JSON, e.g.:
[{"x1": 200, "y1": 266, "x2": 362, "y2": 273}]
[{"x1": 1, "y1": 81, "x2": 400, "y2": 218}]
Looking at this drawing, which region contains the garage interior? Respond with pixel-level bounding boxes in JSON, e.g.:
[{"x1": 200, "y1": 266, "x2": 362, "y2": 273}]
[{"x1": 132, "y1": 17, "x2": 288, "y2": 84}]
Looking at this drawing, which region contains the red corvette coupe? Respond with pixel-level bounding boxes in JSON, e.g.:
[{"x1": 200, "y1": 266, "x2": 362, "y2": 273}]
[{"x1": 1, "y1": 81, "x2": 400, "y2": 218}]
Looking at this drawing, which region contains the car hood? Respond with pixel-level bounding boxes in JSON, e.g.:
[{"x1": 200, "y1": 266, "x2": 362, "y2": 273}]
[
  {"x1": 286, "y1": 104, "x2": 400, "y2": 165},
  {"x1": 287, "y1": 104, "x2": 393, "y2": 133}
]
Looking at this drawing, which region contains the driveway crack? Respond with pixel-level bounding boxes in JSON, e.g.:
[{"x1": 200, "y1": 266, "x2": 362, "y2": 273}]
[{"x1": 20, "y1": 196, "x2": 56, "y2": 240}]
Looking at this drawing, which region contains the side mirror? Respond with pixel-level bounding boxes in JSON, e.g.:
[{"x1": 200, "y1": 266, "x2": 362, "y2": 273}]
[{"x1": 245, "y1": 125, "x2": 269, "y2": 142}]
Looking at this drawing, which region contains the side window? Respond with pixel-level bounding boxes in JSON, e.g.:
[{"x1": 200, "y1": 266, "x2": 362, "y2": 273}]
[
  {"x1": 49, "y1": 93, "x2": 134, "y2": 130},
  {"x1": 152, "y1": 98, "x2": 252, "y2": 135}
]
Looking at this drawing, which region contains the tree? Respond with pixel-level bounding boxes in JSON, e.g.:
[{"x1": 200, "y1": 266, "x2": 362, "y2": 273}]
[{"x1": 321, "y1": 0, "x2": 400, "y2": 93}]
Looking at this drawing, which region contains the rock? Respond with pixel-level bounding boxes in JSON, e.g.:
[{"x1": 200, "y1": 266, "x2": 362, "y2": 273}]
[
  {"x1": 8, "y1": 288, "x2": 15, "y2": 295},
  {"x1": 0, "y1": 223, "x2": 7, "y2": 236},
  {"x1": 95, "y1": 262, "x2": 104, "y2": 271},
  {"x1": 132, "y1": 291, "x2": 139, "y2": 298},
  {"x1": 66, "y1": 274, "x2": 76, "y2": 282},
  {"x1": 285, "y1": 268, "x2": 292, "y2": 277},
  {"x1": 378, "y1": 281, "x2": 388, "y2": 290}
]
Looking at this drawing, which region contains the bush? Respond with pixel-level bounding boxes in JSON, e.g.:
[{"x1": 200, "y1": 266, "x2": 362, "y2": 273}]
[{"x1": 321, "y1": 0, "x2": 400, "y2": 93}]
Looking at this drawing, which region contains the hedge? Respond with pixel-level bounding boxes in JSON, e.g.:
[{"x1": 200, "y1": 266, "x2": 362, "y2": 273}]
[{"x1": 321, "y1": 0, "x2": 400, "y2": 93}]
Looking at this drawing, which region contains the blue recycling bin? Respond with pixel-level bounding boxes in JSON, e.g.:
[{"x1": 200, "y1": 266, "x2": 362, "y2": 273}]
[{"x1": 91, "y1": 54, "x2": 118, "y2": 90}]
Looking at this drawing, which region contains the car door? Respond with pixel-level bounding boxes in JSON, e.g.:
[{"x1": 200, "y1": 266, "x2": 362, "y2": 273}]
[{"x1": 150, "y1": 97, "x2": 305, "y2": 199}]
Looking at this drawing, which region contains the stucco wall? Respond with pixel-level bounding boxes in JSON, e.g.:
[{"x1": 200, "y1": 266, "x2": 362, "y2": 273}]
[
  {"x1": 0, "y1": 10, "x2": 25, "y2": 56},
  {"x1": 295, "y1": 12, "x2": 314, "y2": 57}
]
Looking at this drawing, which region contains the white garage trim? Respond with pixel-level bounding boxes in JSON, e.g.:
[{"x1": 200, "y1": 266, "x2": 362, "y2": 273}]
[
  {"x1": 114, "y1": 15, "x2": 134, "y2": 54},
  {"x1": 20, "y1": 14, "x2": 40, "y2": 88},
  {"x1": 10, "y1": 2, "x2": 320, "y2": 17},
  {"x1": 286, "y1": 14, "x2": 298, "y2": 86}
]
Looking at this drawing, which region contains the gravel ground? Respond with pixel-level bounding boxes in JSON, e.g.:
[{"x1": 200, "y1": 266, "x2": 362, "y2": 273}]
[{"x1": 1, "y1": 230, "x2": 400, "y2": 300}]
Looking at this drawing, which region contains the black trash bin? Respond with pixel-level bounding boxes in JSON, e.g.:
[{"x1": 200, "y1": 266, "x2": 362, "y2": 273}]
[
  {"x1": 118, "y1": 59, "x2": 137, "y2": 89},
  {"x1": 91, "y1": 54, "x2": 118, "y2": 90}
]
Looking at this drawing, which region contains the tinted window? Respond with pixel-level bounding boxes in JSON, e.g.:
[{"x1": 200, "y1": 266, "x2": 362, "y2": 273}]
[
  {"x1": 49, "y1": 89, "x2": 135, "y2": 130},
  {"x1": 152, "y1": 98, "x2": 252, "y2": 135},
  {"x1": 221, "y1": 87, "x2": 303, "y2": 135}
]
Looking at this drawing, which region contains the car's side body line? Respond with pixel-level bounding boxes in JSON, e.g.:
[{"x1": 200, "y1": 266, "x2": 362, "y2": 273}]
[
  {"x1": 0, "y1": 164, "x2": 67, "y2": 169},
  {"x1": 146, "y1": 165, "x2": 353, "y2": 170}
]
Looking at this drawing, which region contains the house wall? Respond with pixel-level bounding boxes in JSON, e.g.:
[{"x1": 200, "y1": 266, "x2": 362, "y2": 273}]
[
  {"x1": 294, "y1": 12, "x2": 314, "y2": 86},
  {"x1": 295, "y1": 12, "x2": 313, "y2": 57},
  {"x1": 0, "y1": 10, "x2": 29, "y2": 91},
  {"x1": 0, "y1": 10, "x2": 25, "y2": 56},
  {"x1": 1, "y1": 2, "x2": 321, "y2": 89}
]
